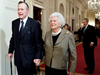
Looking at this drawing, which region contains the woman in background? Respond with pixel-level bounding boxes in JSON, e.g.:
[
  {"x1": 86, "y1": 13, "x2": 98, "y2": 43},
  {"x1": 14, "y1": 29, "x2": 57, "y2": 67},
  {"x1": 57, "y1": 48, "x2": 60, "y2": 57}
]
[{"x1": 63, "y1": 23, "x2": 69, "y2": 30}]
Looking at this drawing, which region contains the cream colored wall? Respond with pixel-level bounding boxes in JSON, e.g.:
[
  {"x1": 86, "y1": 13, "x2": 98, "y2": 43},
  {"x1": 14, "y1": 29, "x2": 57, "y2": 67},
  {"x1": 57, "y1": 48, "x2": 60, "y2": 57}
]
[
  {"x1": 27, "y1": 0, "x2": 67, "y2": 39},
  {"x1": 56, "y1": 0, "x2": 66, "y2": 21},
  {"x1": 0, "y1": 1, "x2": 2, "y2": 74},
  {"x1": 26, "y1": 0, "x2": 95, "y2": 39},
  {"x1": 87, "y1": 11, "x2": 95, "y2": 26},
  {"x1": 43, "y1": 0, "x2": 56, "y2": 39},
  {"x1": 67, "y1": 0, "x2": 86, "y2": 31},
  {"x1": 26, "y1": 0, "x2": 56, "y2": 39},
  {"x1": 26, "y1": 0, "x2": 88, "y2": 40},
  {"x1": 0, "y1": 0, "x2": 22, "y2": 75}
]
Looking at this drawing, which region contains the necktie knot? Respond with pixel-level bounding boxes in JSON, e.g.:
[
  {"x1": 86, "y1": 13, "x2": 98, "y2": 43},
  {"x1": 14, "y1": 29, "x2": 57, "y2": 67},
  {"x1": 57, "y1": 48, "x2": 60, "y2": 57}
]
[{"x1": 21, "y1": 21, "x2": 24, "y2": 25}]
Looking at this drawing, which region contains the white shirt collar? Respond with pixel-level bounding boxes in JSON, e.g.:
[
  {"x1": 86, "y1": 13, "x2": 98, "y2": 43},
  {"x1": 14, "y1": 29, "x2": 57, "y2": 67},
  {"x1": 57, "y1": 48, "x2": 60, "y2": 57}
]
[
  {"x1": 85, "y1": 24, "x2": 88, "y2": 28},
  {"x1": 52, "y1": 28, "x2": 62, "y2": 36},
  {"x1": 19, "y1": 16, "x2": 28, "y2": 31},
  {"x1": 20, "y1": 16, "x2": 28, "y2": 24}
]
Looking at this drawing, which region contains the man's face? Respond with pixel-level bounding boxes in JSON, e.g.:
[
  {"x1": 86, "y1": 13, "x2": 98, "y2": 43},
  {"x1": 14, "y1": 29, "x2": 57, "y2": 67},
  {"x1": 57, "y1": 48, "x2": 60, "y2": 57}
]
[
  {"x1": 82, "y1": 20, "x2": 88, "y2": 27},
  {"x1": 18, "y1": 3, "x2": 29, "y2": 20}
]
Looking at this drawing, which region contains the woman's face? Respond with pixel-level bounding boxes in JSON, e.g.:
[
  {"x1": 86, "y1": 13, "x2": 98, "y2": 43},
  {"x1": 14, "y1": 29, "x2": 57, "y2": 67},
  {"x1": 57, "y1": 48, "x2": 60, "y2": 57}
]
[
  {"x1": 50, "y1": 16, "x2": 61, "y2": 30},
  {"x1": 64, "y1": 25, "x2": 68, "y2": 30}
]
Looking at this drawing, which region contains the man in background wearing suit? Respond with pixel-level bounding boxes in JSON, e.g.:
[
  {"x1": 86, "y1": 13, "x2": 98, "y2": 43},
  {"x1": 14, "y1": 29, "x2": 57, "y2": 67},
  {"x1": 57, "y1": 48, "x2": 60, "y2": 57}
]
[
  {"x1": 8, "y1": 1, "x2": 43, "y2": 75},
  {"x1": 81, "y1": 18, "x2": 96, "y2": 74}
]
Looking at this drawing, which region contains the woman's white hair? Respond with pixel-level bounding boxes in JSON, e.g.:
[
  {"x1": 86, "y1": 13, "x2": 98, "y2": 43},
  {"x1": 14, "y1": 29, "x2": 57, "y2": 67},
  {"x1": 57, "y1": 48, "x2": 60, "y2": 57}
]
[{"x1": 49, "y1": 12, "x2": 65, "y2": 27}]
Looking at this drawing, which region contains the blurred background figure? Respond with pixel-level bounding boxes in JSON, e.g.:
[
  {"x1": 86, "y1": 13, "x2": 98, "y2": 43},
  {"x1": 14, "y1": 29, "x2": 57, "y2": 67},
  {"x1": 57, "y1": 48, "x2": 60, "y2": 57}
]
[
  {"x1": 81, "y1": 18, "x2": 96, "y2": 74},
  {"x1": 95, "y1": 26, "x2": 99, "y2": 38},
  {"x1": 63, "y1": 23, "x2": 69, "y2": 30},
  {"x1": 78, "y1": 27, "x2": 82, "y2": 42}
]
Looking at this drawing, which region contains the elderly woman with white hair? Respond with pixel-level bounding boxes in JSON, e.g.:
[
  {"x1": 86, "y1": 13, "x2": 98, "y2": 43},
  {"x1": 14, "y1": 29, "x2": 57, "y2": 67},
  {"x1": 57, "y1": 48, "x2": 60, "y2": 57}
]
[{"x1": 44, "y1": 12, "x2": 77, "y2": 75}]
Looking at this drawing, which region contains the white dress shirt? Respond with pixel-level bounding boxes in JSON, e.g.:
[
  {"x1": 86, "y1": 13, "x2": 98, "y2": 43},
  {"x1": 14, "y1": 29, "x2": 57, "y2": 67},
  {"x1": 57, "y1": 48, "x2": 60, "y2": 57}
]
[{"x1": 19, "y1": 16, "x2": 28, "y2": 31}]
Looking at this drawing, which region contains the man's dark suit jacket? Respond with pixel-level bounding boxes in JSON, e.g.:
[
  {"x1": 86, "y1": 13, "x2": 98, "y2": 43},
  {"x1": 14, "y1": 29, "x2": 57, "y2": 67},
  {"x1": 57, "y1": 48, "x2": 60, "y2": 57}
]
[
  {"x1": 81, "y1": 25, "x2": 96, "y2": 47},
  {"x1": 8, "y1": 17, "x2": 43, "y2": 69}
]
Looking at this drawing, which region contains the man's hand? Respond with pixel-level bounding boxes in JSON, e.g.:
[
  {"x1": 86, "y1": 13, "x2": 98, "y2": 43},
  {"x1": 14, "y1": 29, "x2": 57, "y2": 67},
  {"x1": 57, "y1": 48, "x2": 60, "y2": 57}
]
[
  {"x1": 8, "y1": 53, "x2": 13, "y2": 60},
  {"x1": 69, "y1": 72, "x2": 74, "y2": 75},
  {"x1": 34, "y1": 59, "x2": 41, "y2": 66}
]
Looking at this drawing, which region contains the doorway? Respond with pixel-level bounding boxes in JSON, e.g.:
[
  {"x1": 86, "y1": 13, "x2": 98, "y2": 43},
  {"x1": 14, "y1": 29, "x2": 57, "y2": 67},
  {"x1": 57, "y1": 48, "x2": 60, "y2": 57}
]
[
  {"x1": 95, "y1": 18, "x2": 100, "y2": 37},
  {"x1": 72, "y1": 19, "x2": 74, "y2": 31},
  {"x1": 33, "y1": 6, "x2": 42, "y2": 22}
]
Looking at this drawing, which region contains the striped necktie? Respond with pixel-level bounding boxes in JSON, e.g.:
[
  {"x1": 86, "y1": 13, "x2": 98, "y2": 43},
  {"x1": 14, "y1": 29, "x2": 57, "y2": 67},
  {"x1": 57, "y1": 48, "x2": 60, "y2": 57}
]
[
  {"x1": 83, "y1": 27, "x2": 86, "y2": 33},
  {"x1": 20, "y1": 21, "x2": 24, "y2": 33}
]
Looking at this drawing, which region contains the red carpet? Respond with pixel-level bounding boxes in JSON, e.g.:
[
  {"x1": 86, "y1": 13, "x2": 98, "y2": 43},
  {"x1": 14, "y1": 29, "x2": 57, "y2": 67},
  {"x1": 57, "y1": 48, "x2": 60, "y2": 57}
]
[
  {"x1": 75, "y1": 38, "x2": 100, "y2": 75},
  {"x1": 39, "y1": 38, "x2": 100, "y2": 75}
]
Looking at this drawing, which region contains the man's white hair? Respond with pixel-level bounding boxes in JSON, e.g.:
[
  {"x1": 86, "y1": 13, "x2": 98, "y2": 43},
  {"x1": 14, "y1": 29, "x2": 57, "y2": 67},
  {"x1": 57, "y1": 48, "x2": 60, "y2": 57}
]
[{"x1": 49, "y1": 12, "x2": 65, "y2": 27}]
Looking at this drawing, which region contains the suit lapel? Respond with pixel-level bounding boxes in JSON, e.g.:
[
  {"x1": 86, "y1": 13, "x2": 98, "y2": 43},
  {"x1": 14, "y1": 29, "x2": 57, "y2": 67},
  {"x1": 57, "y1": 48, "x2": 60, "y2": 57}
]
[
  {"x1": 85, "y1": 25, "x2": 90, "y2": 33},
  {"x1": 47, "y1": 30, "x2": 53, "y2": 47},
  {"x1": 47, "y1": 29, "x2": 66, "y2": 47},
  {"x1": 55, "y1": 29, "x2": 66, "y2": 45},
  {"x1": 86, "y1": 25, "x2": 90, "y2": 30},
  {"x1": 15, "y1": 19, "x2": 20, "y2": 39},
  {"x1": 21, "y1": 17, "x2": 31, "y2": 38}
]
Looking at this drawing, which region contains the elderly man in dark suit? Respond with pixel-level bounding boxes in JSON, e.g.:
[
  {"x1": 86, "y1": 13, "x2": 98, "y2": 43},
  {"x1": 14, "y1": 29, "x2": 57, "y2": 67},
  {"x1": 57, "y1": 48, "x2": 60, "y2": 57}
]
[
  {"x1": 81, "y1": 18, "x2": 96, "y2": 74},
  {"x1": 8, "y1": 1, "x2": 43, "y2": 75}
]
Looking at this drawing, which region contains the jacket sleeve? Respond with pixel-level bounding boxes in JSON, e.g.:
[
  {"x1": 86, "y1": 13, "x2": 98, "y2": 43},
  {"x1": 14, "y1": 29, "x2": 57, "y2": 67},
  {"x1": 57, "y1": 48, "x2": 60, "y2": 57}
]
[
  {"x1": 34, "y1": 22, "x2": 43, "y2": 59},
  {"x1": 90, "y1": 26, "x2": 96, "y2": 44},
  {"x1": 68, "y1": 33, "x2": 77, "y2": 73},
  {"x1": 8, "y1": 21, "x2": 15, "y2": 53}
]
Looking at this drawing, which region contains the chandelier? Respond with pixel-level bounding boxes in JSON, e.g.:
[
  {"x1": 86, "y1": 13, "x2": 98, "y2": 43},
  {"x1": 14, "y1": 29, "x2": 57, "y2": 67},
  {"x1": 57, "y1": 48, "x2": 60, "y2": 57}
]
[
  {"x1": 88, "y1": 0, "x2": 100, "y2": 13},
  {"x1": 95, "y1": 12, "x2": 100, "y2": 21},
  {"x1": 97, "y1": 12, "x2": 100, "y2": 20}
]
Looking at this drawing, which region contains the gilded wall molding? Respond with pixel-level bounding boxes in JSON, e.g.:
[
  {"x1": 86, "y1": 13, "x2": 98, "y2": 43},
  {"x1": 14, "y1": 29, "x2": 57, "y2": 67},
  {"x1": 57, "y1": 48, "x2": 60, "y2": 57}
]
[{"x1": 33, "y1": 0, "x2": 44, "y2": 8}]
